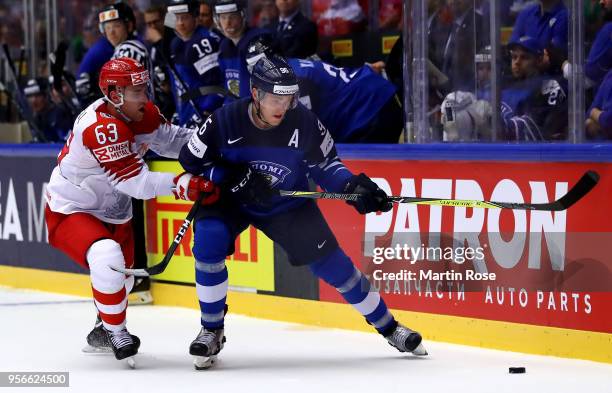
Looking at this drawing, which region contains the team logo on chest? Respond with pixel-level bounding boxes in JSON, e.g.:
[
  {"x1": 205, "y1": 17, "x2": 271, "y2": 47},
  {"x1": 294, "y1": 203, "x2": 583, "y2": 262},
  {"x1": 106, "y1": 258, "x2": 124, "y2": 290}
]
[{"x1": 251, "y1": 161, "x2": 291, "y2": 186}]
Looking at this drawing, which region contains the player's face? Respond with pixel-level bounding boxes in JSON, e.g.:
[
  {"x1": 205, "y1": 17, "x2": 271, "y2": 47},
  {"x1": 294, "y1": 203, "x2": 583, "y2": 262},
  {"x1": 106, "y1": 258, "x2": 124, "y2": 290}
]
[
  {"x1": 253, "y1": 89, "x2": 293, "y2": 127},
  {"x1": 103, "y1": 20, "x2": 129, "y2": 47},
  {"x1": 601, "y1": 0, "x2": 612, "y2": 11},
  {"x1": 144, "y1": 11, "x2": 164, "y2": 34},
  {"x1": 276, "y1": 0, "x2": 300, "y2": 16},
  {"x1": 510, "y1": 48, "x2": 539, "y2": 80},
  {"x1": 476, "y1": 63, "x2": 491, "y2": 84},
  {"x1": 198, "y1": 3, "x2": 214, "y2": 29},
  {"x1": 175, "y1": 13, "x2": 197, "y2": 39},
  {"x1": 120, "y1": 84, "x2": 149, "y2": 122},
  {"x1": 27, "y1": 94, "x2": 47, "y2": 113},
  {"x1": 218, "y1": 12, "x2": 244, "y2": 40}
]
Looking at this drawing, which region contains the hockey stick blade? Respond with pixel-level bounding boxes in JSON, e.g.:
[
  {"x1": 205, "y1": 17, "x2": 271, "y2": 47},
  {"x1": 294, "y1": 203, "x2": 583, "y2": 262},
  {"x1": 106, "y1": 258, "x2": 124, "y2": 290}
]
[
  {"x1": 279, "y1": 170, "x2": 599, "y2": 211},
  {"x1": 111, "y1": 194, "x2": 203, "y2": 277}
]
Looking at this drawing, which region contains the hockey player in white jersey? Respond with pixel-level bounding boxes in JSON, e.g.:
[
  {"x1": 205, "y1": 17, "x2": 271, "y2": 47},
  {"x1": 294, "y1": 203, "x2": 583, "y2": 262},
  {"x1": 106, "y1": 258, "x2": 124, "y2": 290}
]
[
  {"x1": 99, "y1": 2, "x2": 158, "y2": 304},
  {"x1": 44, "y1": 57, "x2": 219, "y2": 367}
]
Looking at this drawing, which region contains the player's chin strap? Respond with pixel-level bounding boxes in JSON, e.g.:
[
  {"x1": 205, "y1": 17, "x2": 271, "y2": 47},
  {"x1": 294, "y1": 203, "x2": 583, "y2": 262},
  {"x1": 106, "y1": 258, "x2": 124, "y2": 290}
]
[
  {"x1": 252, "y1": 93, "x2": 275, "y2": 128},
  {"x1": 104, "y1": 90, "x2": 132, "y2": 123}
]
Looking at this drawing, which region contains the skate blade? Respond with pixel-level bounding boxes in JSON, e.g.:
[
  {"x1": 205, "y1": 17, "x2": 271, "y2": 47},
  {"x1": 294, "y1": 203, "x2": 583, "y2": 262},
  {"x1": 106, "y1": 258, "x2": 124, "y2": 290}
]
[
  {"x1": 128, "y1": 291, "x2": 154, "y2": 306},
  {"x1": 411, "y1": 343, "x2": 428, "y2": 356},
  {"x1": 82, "y1": 345, "x2": 112, "y2": 354},
  {"x1": 126, "y1": 357, "x2": 136, "y2": 369},
  {"x1": 193, "y1": 355, "x2": 217, "y2": 370}
]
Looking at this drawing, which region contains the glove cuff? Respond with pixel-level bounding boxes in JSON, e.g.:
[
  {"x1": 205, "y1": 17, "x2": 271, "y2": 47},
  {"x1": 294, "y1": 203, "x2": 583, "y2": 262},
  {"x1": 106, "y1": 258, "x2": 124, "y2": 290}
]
[{"x1": 173, "y1": 172, "x2": 193, "y2": 200}]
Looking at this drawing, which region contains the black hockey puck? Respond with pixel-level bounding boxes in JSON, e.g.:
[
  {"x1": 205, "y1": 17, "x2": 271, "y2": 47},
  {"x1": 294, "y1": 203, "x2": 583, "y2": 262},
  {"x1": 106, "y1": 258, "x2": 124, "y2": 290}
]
[{"x1": 509, "y1": 367, "x2": 526, "y2": 374}]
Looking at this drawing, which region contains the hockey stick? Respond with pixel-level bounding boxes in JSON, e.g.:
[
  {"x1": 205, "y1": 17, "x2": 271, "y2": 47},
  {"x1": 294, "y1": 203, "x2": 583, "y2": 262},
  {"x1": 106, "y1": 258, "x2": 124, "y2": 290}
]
[
  {"x1": 279, "y1": 170, "x2": 599, "y2": 211},
  {"x1": 156, "y1": 49, "x2": 216, "y2": 124},
  {"x1": 1, "y1": 44, "x2": 48, "y2": 142},
  {"x1": 49, "y1": 41, "x2": 82, "y2": 117},
  {"x1": 111, "y1": 194, "x2": 203, "y2": 277}
]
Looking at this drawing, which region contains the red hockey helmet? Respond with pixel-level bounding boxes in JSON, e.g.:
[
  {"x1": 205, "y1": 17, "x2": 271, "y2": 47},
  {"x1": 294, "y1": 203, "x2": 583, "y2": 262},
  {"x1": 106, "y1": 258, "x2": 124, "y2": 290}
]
[{"x1": 99, "y1": 57, "x2": 150, "y2": 105}]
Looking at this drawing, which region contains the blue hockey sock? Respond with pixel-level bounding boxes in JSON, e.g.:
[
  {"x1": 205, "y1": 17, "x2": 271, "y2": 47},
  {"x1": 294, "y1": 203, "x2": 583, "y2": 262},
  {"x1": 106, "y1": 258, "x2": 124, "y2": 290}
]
[
  {"x1": 193, "y1": 219, "x2": 231, "y2": 330},
  {"x1": 309, "y1": 248, "x2": 397, "y2": 334}
]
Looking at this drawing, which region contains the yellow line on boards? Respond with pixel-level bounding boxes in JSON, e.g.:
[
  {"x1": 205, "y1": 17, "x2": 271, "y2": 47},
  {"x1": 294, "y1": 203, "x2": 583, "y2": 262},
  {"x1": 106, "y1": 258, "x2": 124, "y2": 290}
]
[{"x1": 1, "y1": 265, "x2": 610, "y2": 364}]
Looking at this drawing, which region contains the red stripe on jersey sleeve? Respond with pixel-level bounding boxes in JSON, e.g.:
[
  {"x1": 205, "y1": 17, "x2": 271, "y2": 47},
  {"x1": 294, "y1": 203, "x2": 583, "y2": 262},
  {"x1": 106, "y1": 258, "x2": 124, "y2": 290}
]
[{"x1": 101, "y1": 153, "x2": 144, "y2": 183}]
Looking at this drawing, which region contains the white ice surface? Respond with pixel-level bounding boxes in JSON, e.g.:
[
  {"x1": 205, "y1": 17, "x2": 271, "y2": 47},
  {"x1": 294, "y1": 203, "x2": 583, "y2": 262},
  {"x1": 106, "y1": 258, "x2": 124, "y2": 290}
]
[{"x1": 0, "y1": 286, "x2": 611, "y2": 393}]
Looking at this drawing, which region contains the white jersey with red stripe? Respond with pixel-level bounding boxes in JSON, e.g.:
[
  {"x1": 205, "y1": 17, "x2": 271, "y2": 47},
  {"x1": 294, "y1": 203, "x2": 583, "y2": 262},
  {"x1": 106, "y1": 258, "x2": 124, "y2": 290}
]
[{"x1": 46, "y1": 98, "x2": 193, "y2": 224}]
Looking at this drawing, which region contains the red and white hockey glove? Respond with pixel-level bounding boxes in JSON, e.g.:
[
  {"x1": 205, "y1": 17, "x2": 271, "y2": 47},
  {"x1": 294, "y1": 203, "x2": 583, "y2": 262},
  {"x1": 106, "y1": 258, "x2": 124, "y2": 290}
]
[{"x1": 173, "y1": 172, "x2": 220, "y2": 206}]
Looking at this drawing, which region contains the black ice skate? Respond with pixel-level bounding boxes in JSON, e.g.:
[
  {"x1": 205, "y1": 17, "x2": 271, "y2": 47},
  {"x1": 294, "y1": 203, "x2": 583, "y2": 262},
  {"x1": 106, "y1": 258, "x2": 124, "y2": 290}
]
[
  {"x1": 189, "y1": 327, "x2": 226, "y2": 370},
  {"x1": 105, "y1": 327, "x2": 141, "y2": 368},
  {"x1": 384, "y1": 322, "x2": 428, "y2": 356},
  {"x1": 82, "y1": 315, "x2": 111, "y2": 354}
]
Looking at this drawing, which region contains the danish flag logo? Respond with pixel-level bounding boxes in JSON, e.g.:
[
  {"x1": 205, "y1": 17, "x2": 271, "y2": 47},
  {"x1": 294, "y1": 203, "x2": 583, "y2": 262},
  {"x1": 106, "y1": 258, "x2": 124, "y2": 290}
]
[{"x1": 131, "y1": 71, "x2": 149, "y2": 85}]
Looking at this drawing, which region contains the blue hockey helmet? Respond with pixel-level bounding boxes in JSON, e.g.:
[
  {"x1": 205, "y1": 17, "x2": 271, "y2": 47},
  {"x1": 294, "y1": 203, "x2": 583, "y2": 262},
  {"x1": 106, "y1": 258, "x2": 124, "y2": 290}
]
[
  {"x1": 167, "y1": 0, "x2": 199, "y2": 16},
  {"x1": 250, "y1": 56, "x2": 299, "y2": 109},
  {"x1": 213, "y1": 0, "x2": 246, "y2": 16}
]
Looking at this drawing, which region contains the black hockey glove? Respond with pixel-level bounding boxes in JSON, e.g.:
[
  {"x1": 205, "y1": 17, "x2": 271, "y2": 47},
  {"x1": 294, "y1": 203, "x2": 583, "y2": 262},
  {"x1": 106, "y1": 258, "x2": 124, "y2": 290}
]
[
  {"x1": 344, "y1": 173, "x2": 393, "y2": 214},
  {"x1": 224, "y1": 163, "x2": 279, "y2": 206}
]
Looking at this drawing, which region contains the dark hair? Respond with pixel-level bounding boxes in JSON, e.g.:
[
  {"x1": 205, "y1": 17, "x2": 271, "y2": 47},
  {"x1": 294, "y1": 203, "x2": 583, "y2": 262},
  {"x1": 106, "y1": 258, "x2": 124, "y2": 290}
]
[{"x1": 145, "y1": 5, "x2": 166, "y2": 16}]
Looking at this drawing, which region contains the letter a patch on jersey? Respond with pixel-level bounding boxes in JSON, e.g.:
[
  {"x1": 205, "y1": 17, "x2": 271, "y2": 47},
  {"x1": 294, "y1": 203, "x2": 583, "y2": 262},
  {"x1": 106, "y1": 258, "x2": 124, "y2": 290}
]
[
  {"x1": 288, "y1": 129, "x2": 299, "y2": 148},
  {"x1": 92, "y1": 141, "x2": 131, "y2": 162}
]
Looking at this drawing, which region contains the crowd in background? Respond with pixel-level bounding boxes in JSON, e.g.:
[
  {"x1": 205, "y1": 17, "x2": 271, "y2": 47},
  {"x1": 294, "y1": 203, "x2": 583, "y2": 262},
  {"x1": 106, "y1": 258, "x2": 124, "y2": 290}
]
[{"x1": 0, "y1": 0, "x2": 611, "y2": 143}]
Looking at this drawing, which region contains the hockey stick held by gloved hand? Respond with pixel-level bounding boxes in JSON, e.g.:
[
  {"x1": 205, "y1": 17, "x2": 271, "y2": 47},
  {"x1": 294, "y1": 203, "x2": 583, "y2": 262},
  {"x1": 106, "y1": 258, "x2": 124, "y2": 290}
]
[
  {"x1": 280, "y1": 170, "x2": 599, "y2": 212},
  {"x1": 111, "y1": 193, "x2": 205, "y2": 277}
]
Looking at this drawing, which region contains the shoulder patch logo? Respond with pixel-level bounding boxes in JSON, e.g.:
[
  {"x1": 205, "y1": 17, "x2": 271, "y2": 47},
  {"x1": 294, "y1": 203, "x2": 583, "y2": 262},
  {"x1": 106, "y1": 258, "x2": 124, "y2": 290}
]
[{"x1": 251, "y1": 161, "x2": 291, "y2": 186}]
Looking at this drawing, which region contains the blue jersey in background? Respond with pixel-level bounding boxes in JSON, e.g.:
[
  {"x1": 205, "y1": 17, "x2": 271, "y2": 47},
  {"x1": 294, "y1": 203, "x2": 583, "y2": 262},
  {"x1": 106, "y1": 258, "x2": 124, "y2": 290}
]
[
  {"x1": 288, "y1": 59, "x2": 396, "y2": 142},
  {"x1": 218, "y1": 28, "x2": 272, "y2": 99},
  {"x1": 170, "y1": 27, "x2": 225, "y2": 126}
]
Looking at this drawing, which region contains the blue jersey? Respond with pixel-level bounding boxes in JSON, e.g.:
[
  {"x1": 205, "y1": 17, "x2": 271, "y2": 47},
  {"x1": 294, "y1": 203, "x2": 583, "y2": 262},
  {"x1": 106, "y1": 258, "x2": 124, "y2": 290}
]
[
  {"x1": 78, "y1": 37, "x2": 114, "y2": 76},
  {"x1": 170, "y1": 27, "x2": 225, "y2": 126},
  {"x1": 501, "y1": 75, "x2": 568, "y2": 140},
  {"x1": 510, "y1": 2, "x2": 568, "y2": 51},
  {"x1": 218, "y1": 28, "x2": 273, "y2": 99},
  {"x1": 588, "y1": 70, "x2": 612, "y2": 132},
  {"x1": 288, "y1": 59, "x2": 396, "y2": 142},
  {"x1": 179, "y1": 98, "x2": 353, "y2": 217},
  {"x1": 585, "y1": 22, "x2": 612, "y2": 91},
  {"x1": 34, "y1": 105, "x2": 73, "y2": 142}
]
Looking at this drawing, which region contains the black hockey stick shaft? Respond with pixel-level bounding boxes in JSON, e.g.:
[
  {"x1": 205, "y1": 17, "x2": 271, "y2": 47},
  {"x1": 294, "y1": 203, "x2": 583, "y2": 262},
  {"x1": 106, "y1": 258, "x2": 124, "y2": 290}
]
[
  {"x1": 111, "y1": 194, "x2": 203, "y2": 277},
  {"x1": 155, "y1": 48, "x2": 210, "y2": 123},
  {"x1": 49, "y1": 41, "x2": 82, "y2": 115},
  {"x1": 16, "y1": 46, "x2": 25, "y2": 87},
  {"x1": 1, "y1": 44, "x2": 48, "y2": 142},
  {"x1": 280, "y1": 170, "x2": 599, "y2": 211}
]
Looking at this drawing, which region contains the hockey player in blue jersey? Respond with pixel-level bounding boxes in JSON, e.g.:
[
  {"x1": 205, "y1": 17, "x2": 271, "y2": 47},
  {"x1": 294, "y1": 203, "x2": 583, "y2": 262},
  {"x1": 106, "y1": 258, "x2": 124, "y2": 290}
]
[
  {"x1": 176, "y1": 55, "x2": 427, "y2": 369},
  {"x1": 166, "y1": 0, "x2": 225, "y2": 127},
  {"x1": 563, "y1": 1, "x2": 612, "y2": 95},
  {"x1": 75, "y1": 37, "x2": 114, "y2": 106},
  {"x1": 442, "y1": 36, "x2": 568, "y2": 141},
  {"x1": 245, "y1": 40, "x2": 402, "y2": 143},
  {"x1": 212, "y1": 0, "x2": 273, "y2": 99}
]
